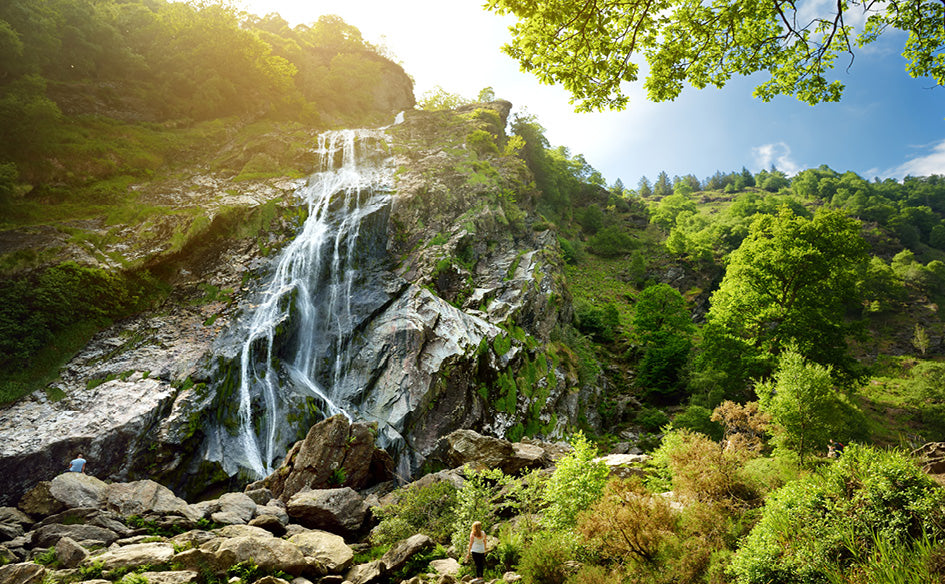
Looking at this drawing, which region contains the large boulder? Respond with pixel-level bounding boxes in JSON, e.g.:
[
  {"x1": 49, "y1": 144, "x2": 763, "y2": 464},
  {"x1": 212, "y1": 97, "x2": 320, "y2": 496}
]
[
  {"x1": 36, "y1": 508, "x2": 133, "y2": 537},
  {"x1": 17, "y1": 482, "x2": 65, "y2": 517},
  {"x1": 287, "y1": 530, "x2": 354, "y2": 573},
  {"x1": 54, "y1": 536, "x2": 89, "y2": 568},
  {"x1": 31, "y1": 523, "x2": 120, "y2": 548},
  {"x1": 105, "y1": 480, "x2": 191, "y2": 517},
  {"x1": 380, "y1": 534, "x2": 432, "y2": 574},
  {"x1": 48, "y1": 473, "x2": 109, "y2": 510},
  {"x1": 214, "y1": 536, "x2": 308, "y2": 576},
  {"x1": 346, "y1": 560, "x2": 385, "y2": 584},
  {"x1": 286, "y1": 488, "x2": 368, "y2": 536},
  {"x1": 84, "y1": 542, "x2": 176, "y2": 572},
  {"x1": 0, "y1": 562, "x2": 45, "y2": 584},
  {"x1": 430, "y1": 430, "x2": 550, "y2": 475},
  {"x1": 266, "y1": 415, "x2": 394, "y2": 501}
]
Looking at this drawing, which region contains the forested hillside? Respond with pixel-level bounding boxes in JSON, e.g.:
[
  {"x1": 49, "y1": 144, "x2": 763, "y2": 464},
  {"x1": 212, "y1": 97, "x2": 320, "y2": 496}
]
[
  {"x1": 0, "y1": 0, "x2": 411, "y2": 199},
  {"x1": 0, "y1": 0, "x2": 413, "y2": 403},
  {"x1": 528, "y1": 152, "x2": 945, "y2": 449}
]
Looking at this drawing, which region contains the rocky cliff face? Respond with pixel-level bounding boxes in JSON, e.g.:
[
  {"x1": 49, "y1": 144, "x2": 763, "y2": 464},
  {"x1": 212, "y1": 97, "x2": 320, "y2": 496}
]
[{"x1": 0, "y1": 101, "x2": 599, "y2": 504}]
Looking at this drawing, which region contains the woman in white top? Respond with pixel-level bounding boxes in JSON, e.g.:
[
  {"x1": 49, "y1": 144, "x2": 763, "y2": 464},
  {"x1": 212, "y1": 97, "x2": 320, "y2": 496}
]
[{"x1": 466, "y1": 520, "x2": 486, "y2": 579}]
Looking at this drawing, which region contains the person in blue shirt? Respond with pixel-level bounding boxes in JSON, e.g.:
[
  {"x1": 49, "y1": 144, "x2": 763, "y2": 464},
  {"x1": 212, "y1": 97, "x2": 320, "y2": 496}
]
[{"x1": 68, "y1": 453, "x2": 86, "y2": 473}]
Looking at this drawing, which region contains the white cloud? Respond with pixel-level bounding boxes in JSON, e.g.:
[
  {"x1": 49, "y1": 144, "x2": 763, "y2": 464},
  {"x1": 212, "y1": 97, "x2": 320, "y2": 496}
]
[
  {"x1": 885, "y1": 139, "x2": 945, "y2": 178},
  {"x1": 752, "y1": 142, "x2": 801, "y2": 175}
]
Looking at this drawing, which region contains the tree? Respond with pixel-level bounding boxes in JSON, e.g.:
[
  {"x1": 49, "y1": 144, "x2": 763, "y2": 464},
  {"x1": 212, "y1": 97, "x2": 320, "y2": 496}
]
[
  {"x1": 633, "y1": 283, "x2": 694, "y2": 395},
  {"x1": 477, "y1": 86, "x2": 496, "y2": 101},
  {"x1": 541, "y1": 432, "x2": 609, "y2": 530},
  {"x1": 653, "y1": 171, "x2": 672, "y2": 198},
  {"x1": 638, "y1": 175, "x2": 653, "y2": 198},
  {"x1": 486, "y1": 0, "x2": 945, "y2": 111},
  {"x1": 701, "y1": 207, "x2": 868, "y2": 388},
  {"x1": 755, "y1": 348, "x2": 848, "y2": 465},
  {"x1": 417, "y1": 85, "x2": 470, "y2": 110}
]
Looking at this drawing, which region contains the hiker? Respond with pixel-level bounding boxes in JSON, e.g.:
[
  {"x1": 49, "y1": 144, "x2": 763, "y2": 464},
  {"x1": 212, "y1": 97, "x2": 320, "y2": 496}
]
[{"x1": 68, "y1": 453, "x2": 86, "y2": 473}]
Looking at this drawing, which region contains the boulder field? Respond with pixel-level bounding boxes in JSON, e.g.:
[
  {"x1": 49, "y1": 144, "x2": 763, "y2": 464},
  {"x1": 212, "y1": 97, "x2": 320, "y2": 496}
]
[{"x1": 0, "y1": 417, "x2": 650, "y2": 584}]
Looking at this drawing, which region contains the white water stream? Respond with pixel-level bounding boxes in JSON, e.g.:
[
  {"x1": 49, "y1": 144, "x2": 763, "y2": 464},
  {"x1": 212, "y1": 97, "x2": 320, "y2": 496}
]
[{"x1": 234, "y1": 129, "x2": 394, "y2": 478}]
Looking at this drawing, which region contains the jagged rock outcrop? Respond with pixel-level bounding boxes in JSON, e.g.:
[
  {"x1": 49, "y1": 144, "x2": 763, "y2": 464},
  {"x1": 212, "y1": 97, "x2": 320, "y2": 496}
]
[{"x1": 262, "y1": 414, "x2": 395, "y2": 502}]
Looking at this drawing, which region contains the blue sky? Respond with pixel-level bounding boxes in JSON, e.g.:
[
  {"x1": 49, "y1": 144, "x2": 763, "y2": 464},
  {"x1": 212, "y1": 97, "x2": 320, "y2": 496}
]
[{"x1": 241, "y1": 0, "x2": 945, "y2": 188}]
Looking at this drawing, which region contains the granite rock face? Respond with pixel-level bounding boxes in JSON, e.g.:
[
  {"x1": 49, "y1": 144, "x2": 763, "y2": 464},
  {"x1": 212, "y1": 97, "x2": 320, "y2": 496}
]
[{"x1": 0, "y1": 101, "x2": 600, "y2": 501}]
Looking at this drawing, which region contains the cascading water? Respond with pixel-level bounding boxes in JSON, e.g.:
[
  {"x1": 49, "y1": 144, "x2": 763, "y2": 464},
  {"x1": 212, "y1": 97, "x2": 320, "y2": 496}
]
[{"x1": 222, "y1": 128, "x2": 396, "y2": 478}]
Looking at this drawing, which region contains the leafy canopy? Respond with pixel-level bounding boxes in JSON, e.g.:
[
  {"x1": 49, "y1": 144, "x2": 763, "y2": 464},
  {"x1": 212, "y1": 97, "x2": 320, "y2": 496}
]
[
  {"x1": 701, "y1": 207, "x2": 867, "y2": 387},
  {"x1": 486, "y1": 0, "x2": 945, "y2": 111}
]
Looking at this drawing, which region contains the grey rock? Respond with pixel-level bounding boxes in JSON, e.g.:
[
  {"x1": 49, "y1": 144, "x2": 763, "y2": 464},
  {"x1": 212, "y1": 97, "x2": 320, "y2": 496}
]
[
  {"x1": 54, "y1": 536, "x2": 89, "y2": 568},
  {"x1": 244, "y1": 487, "x2": 273, "y2": 506},
  {"x1": 0, "y1": 508, "x2": 33, "y2": 528},
  {"x1": 48, "y1": 473, "x2": 109, "y2": 510},
  {"x1": 209, "y1": 511, "x2": 247, "y2": 526},
  {"x1": 345, "y1": 560, "x2": 385, "y2": 584},
  {"x1": 82, "y1": 542, "x2": 175, "y2": 572},
  {"x1": 0, "y1": 562, "x2": 45, "y2": 584},
  {"x1": 36, "y1": 508, "x2": 132, "y2": 537},
  {"x1": 258, "y1": 502, "x2": 289, "y2": 525},
  {"x1": 216, "y1": 492, "x2": 256, "y2": 523},
  {"x1": 105, "y1": 480, "x2": 190, "y2": 517},
  {"x1": 248, "y1": 514, "x2": 286, "y2": 536},
  {"x1": 17, "y1": 482, "x2": 65, "y2": 517},
  {"x1": 31, "y1": 523, "x2": 119, "y2": 548},
  {"x1": 287, "y1": 530, "x2": 354, "y2": 573},
  {"x1": 429, "y1": 557, "x2": 460, "y2": 576},
  {"x1": 213, "y1": 524, "x2": 273, "y2": 539},
  {"x1": 213, "y1": 536, "x2": 308, "y2": 576},
  {"x1": 595, "y1": 453, "x2": 650, "y2": 479},
  {"x1": 286, "y1": 488, "x2": 368, "y2": 536},
  {"x1": 139, "y1": 571, "x2": 199, "y2": 584},
  {"x1": 380, "y1": 534, "x2": 432, "y2": 574},
  {"x1": 0, "y1": 522, "x2": 23, "y2": 541},
  {"x1": 266, "y1": 415, "x2": 392, "y2": 502},
  {"x1": 253, "y1": 577, "x2": 291, "y2": 584}
]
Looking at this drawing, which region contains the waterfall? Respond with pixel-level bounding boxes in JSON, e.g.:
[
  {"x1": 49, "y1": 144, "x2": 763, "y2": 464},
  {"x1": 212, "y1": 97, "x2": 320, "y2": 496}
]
[{"x1": 228, "y1": 129, "x2": 395, "y2": 478}]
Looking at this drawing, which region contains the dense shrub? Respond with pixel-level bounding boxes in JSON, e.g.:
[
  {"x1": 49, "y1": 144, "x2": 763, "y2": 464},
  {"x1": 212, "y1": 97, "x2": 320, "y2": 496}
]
[
  {"x1": 672, "y1": 405, "x2": 723, "y2": 441},
  {"x1": 371, "y1": 479, "x2": 458, "y2": 546},
  {"x1": 541, "y1": 432, "x2": 609, "y2": 531},
  {"x1": 0, "y1": 262, "x2": 160, "y2": 373},
  {"x1": 573, "y1": 300, "x2": 620, "y2": 343},
  {"x1": 651, "y1": 429, "x2": 763, "y2": 508},
  {"x1": 578, "y1": 478, "x2": 678, "y2": 565},
  {"x1": 518, "y1": 531, "x2": 575, "y2": 584},
  {"x1": 586, "y1": 225, "x2": 638, "y2": 256},
  {"x1": 729, "y1": 445, "x2": 945, "y2": 584}
]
